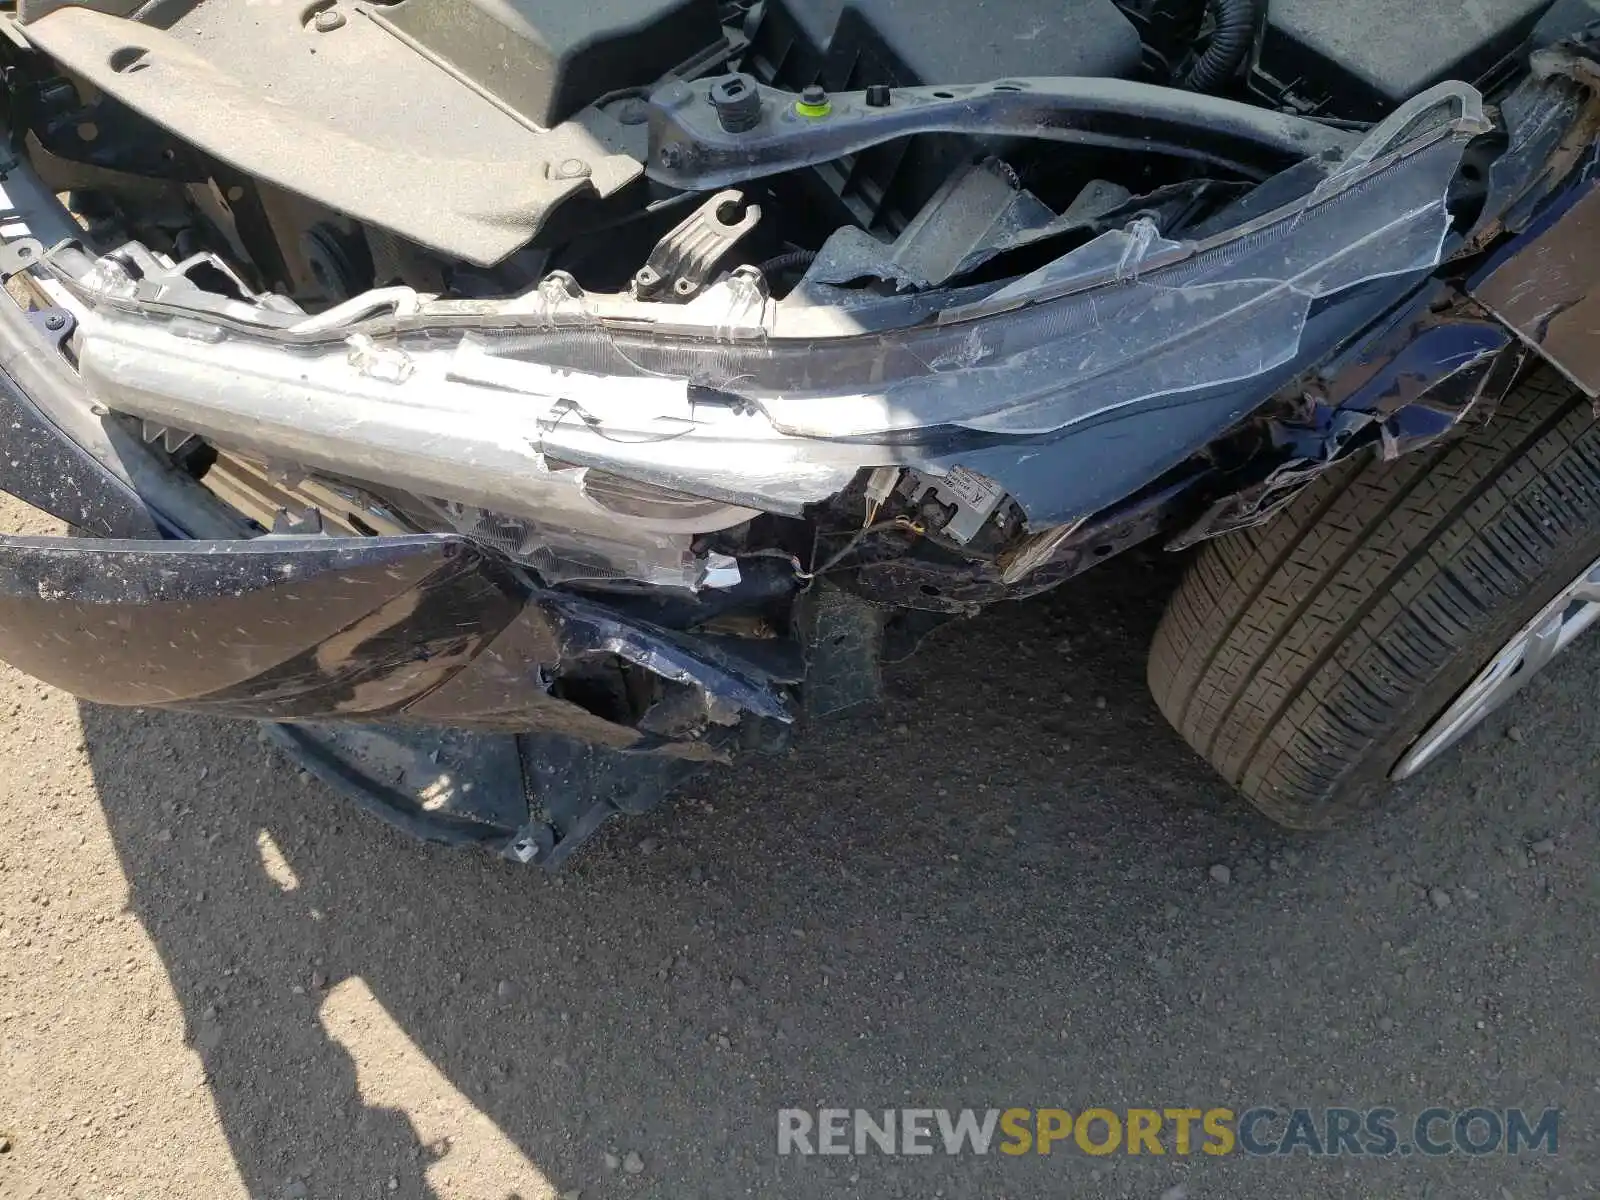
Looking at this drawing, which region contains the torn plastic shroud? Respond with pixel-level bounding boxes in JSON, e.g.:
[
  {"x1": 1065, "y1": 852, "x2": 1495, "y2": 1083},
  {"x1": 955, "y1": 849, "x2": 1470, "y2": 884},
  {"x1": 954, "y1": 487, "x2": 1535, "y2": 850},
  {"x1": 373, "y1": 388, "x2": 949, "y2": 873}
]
[{"x1": 52, "y1": 83, "x2": 1490, "y2": 541}]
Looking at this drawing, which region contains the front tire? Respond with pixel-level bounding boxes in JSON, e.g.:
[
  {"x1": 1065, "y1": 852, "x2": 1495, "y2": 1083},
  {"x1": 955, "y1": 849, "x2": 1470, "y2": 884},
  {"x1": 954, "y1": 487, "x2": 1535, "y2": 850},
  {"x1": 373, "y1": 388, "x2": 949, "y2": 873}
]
[{"x1": 1148, "y1": 368, "x2": 1600, "y2": 828}]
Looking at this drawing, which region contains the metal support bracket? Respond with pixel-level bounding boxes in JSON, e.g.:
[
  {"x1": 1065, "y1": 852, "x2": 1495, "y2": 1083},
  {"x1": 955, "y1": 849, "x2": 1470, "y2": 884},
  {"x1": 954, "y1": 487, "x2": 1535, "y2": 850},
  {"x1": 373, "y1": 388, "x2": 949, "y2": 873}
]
[
  {"x1": 0, "y1": 237, "x2": 44, "y2": 282},
  {"x1": 645, "y1": 76, "x2": 1360, "y2": 193},
  {"x1": 634, "y1": 189, "x2": 760, "y2": 302}
]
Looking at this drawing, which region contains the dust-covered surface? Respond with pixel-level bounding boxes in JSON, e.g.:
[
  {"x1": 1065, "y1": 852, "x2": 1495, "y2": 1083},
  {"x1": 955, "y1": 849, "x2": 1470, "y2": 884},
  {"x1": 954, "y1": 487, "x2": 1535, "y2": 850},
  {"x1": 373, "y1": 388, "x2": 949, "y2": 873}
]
[{"x1": 0, "y1": 491, "x2": 1595, "y2": 1200}]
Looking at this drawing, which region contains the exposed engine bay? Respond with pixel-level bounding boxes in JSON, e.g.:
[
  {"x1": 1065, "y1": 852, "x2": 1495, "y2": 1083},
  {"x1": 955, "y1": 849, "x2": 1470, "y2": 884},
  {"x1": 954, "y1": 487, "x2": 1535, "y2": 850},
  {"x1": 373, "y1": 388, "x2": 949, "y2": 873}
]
[
  {"x1": 9, "y1": 0, "x2": 1544, "y2": 274},
  {"x1": 0, "y1": 0, "x2": 1596, "y2": 861},
  {"x1": 2, "y1": 0, "x2": 1552, "y2": 582}
]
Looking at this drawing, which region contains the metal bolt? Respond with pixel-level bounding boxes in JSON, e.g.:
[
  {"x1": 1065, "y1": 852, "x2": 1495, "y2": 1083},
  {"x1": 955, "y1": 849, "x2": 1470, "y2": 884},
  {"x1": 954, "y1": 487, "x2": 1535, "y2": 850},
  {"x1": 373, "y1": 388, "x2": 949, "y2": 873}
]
[
  {"x1": 556, "y1": 158, "x2": 589, "y2": 180},
  {"x1": 658, "y1": 144, "x2": 683, "y2": 169},
  {"x1": 865, "y1": 84, "x2": 891, "y2": 108},
  {"x1": 43, "y1": 313, "x2": 65, "y2": 331},
  {"x1": 615, "y1": 98, "x2": 650, "y2": 126},
  {"x1": 312, "y1": 8, "x2": 345, "y2": 31},
  {"x1": 800, "y1": 84, "x2": 828, "y2": 108}
]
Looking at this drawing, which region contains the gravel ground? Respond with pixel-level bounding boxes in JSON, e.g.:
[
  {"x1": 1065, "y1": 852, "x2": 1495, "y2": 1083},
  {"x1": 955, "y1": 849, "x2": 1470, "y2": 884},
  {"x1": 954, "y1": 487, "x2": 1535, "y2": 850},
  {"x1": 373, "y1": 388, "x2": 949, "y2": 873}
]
[{"x1": 0, "y1": 492, "x2": 1595, "y2": 1200}]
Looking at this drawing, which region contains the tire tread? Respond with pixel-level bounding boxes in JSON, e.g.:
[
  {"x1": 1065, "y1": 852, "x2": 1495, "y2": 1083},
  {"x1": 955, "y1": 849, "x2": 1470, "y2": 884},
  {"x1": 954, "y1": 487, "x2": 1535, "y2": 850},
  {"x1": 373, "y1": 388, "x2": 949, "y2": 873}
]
[{"x1": 1149, "y1": 370, "x2": 1600, "y2": 826}]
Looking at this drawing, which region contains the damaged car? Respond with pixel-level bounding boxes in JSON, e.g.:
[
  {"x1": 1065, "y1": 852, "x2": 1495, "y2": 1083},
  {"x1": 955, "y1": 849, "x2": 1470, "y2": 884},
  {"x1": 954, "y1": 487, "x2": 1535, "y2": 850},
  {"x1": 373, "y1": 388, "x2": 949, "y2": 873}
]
[{"x1": 0, "y1": 0, "x2": 1599, "y2": 863}]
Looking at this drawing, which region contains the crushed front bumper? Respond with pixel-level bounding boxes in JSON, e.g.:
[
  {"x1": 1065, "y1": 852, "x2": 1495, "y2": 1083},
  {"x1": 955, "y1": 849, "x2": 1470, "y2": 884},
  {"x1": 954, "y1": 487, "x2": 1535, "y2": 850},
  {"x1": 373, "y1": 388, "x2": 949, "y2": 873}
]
[
  {"x1": 0, "y1": 148, "x2": 804, "y2": 865},
  {"x1": 1, "y1": 45, "x2": 1598, "y2": 864},
  {"x1": 0, "y1": 529, "x2": 796, "y2": 863}
]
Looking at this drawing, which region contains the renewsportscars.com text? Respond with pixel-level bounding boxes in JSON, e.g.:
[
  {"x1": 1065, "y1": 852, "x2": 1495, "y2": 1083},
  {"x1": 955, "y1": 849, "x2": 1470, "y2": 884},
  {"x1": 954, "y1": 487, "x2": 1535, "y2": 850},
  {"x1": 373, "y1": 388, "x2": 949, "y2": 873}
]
[{"x1": 777, "y1": 1107, "x2": 1560, "y2": 1158}]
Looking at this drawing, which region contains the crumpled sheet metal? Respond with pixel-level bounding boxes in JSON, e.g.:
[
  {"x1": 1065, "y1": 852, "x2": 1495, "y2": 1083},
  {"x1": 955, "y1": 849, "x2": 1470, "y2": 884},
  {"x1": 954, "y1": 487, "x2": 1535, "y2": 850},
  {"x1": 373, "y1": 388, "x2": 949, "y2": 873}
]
[{"x1": 1470, "y1": 163, "x2": 1600, "y2": 398}]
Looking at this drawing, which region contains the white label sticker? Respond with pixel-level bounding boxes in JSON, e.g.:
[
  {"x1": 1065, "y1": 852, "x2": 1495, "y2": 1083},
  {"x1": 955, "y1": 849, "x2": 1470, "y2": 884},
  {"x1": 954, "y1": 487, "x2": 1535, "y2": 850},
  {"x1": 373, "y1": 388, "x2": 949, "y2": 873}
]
[{"x1": 941, "y1": 466, "x2": 1003, "y2": 510}]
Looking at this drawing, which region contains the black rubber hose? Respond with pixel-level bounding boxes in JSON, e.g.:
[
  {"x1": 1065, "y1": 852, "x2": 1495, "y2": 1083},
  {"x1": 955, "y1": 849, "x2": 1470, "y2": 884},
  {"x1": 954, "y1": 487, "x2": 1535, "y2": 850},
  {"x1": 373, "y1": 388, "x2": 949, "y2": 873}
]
[
  {"x1": 757, "y1": 249, "x2": 819, "y2": 278},
  {"x1": 1179, "y1": 0, "x2": 1263, "y2": 93}
]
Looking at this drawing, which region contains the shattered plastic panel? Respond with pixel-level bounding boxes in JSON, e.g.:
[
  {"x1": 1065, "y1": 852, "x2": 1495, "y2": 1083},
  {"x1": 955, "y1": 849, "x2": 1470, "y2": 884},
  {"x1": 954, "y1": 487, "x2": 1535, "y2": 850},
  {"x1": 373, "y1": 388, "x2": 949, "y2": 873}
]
[
  {"x1": 462, "y1": 92, "x2": 1484, "y2": 442},
  {"x1": 751, "y1": 135, "x2": 1471, "y2": 436}
]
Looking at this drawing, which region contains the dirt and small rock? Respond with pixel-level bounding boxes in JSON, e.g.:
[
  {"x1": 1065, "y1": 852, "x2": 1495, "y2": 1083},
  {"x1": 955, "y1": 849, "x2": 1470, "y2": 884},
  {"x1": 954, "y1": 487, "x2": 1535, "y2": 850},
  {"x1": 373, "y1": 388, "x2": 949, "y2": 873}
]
[{"x1": 0, "y1": 494, "x2": 1596, "y2": 1198}]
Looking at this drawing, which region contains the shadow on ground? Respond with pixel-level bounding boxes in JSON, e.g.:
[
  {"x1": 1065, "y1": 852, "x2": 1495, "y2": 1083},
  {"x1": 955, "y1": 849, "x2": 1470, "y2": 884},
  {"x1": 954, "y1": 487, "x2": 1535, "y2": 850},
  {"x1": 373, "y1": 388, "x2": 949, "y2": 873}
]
[{"x1": 77, "y1": 552, "x2": 1599, "y2": 1199}]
